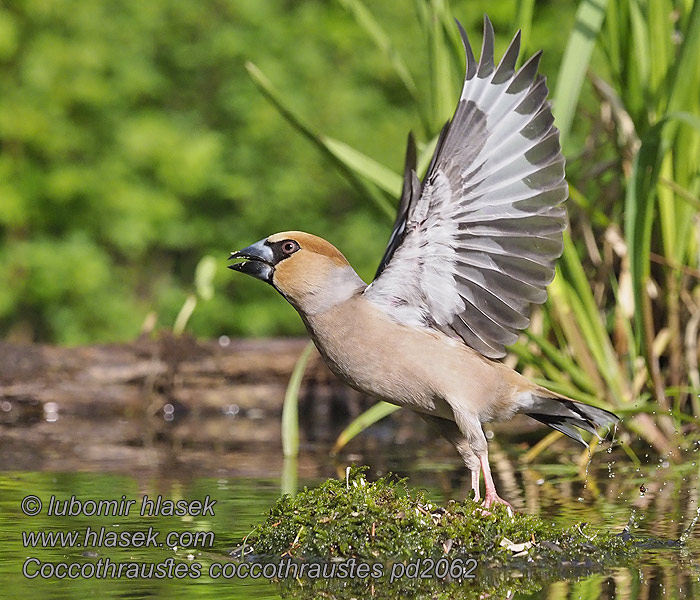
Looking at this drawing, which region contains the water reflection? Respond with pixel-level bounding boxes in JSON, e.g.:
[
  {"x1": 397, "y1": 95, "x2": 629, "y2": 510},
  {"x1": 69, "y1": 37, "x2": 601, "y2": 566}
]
[{"x1": 0, "y1": 403, "x2": 698, "y2": 599}]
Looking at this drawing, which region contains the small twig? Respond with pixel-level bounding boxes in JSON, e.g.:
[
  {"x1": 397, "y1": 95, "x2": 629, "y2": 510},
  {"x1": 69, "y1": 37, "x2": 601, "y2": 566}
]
[{"x1": 649, "y1": 252, "x2": 700, "y2": 281}]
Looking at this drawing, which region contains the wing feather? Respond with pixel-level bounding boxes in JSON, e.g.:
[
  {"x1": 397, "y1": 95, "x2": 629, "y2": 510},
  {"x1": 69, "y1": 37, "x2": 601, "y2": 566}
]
[
  {"x1": 374, "y1": 133, "x2": 418, "y2": 279},
  {"x1": 364, "y1": 17, "x2": 568, "y2": 358}
]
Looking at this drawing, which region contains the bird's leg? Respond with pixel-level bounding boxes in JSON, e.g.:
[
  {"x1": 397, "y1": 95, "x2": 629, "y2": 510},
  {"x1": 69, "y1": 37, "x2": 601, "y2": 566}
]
[
  {"x1": 470, "y1": 467, "x2": 481, "y2": 502},
  {"x1": 479, "y1": 452, "x2": 513, "y2": 513},
  {"x1": 420, "y1": 415, "x2": 484, "y2": 502}
]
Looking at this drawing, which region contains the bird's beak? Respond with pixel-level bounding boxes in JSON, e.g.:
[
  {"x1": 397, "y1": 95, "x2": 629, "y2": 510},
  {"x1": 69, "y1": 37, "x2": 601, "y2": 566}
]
[{"x1": 228, "y1": 239, "x2": 275, "y2": 283}]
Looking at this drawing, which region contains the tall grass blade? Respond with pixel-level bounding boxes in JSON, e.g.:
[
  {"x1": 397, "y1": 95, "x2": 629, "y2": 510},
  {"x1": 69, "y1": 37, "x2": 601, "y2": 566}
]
[
  {"x1": 426, "y1": 0, "x2": 455, "y2": 128},
  {"x1": 245, "y1": 62, "x2": 395, "y2": 219},
  {"x1": 648, "y1": 0, "x2": 673, "y2": 106},
  {"x1": 323, "y1": 138, "x2": 402, "y2": 197},
  {"x1": 560, "y1": 235, "x2": 626, "y2": 402},
  {"x1": 628, "y1": 0, "x2": 650, "y2": 109},
  {"x1": 665, "y1": 0, "x2": 700, "y2": 119},
  {"x1": 336, "y1": 0, "x2": 419, "y2": 100},
  {"x1": 547, "y1": 274, "x2": 606, "y2": 395},
  {"x1": 172, "y1": 295, "x2": 196, "y2": 337},
  {"x1": 626, "y1": 113, "x2": 700, "y2": 355},
  {"x1": 512, "y1": 0, "x2": 535, "y2": 59},
  {"x1": 282, "y1": 342, "x2": 315, "y2": 458},
  {"x1": 416, "y1": 132, "x2": 440, "y2": 177},
  {"x1": 553, "y1": 0, "x2": 609, "y2": 148},
  {"x1": 332, "y1": 401, "x2": 400, "y2": 454},
  {"x1": 524, "y1": 331, "x2": 598, "y2": 395},
  {"x1": 281, "y1": 456, "x2": 298, "y2": 496}
]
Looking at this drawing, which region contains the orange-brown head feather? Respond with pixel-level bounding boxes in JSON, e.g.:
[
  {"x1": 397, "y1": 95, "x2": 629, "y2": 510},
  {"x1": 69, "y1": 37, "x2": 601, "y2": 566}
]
[
  {"x1": 229, "y1": 231, "x2": 365, "y2": 316},
  {"x1": 267, "y1": 231, "x2": 350, "y2": 267},
  {"x1": 267, "y1": 232, "x2": 363, "y2": 314}
]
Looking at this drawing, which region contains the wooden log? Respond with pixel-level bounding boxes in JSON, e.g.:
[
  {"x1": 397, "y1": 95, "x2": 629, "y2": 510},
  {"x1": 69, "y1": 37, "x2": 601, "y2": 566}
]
[
  {"x1": 0, "y1": 336, "x2": 544, "y2": 477},
  {"x1": 0, "y1": 335, "x2": 389, "y2": 441}
]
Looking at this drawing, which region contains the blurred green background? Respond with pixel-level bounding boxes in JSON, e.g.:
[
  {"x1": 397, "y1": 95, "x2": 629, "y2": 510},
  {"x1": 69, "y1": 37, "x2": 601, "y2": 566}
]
[{"x1": 0, "y1": 0, "x2": 581, "y2": 344}]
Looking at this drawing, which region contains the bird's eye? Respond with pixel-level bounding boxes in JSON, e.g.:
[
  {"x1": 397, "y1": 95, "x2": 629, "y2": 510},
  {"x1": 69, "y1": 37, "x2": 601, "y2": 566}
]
[{"x1": 282, "y1": 240, "x2": 299, "y2": 255}]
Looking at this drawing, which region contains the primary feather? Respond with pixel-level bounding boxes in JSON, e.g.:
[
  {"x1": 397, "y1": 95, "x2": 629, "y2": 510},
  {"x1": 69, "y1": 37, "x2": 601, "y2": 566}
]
[{"x1": 365, "y1": 16, "x2": 568, "y2": 358}]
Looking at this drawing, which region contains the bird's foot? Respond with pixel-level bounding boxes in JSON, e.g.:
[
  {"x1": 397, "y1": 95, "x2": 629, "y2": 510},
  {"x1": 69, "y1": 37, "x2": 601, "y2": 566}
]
[{"x1": 482, "y1": 493, "x2": 514, "y2": 516}]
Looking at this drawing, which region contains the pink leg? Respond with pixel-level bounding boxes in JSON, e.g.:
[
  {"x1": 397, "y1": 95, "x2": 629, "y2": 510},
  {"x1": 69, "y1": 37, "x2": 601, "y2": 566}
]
[{"x1": 480, "y1": 453, "x2": 513, "y2": 513}]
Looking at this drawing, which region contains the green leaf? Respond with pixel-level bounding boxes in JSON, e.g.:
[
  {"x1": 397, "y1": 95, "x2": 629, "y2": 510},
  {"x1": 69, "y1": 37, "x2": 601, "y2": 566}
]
[
  {"x1": 245, "y1": 61, "x2": 395, "y2": 220},
  {"x1": 626, "y1": 112, "x2": 700, "y2": 357},
  {"x1": 336, "y1": 0, "x2": 418, "y2": 100},
  {"x1": 512, "y1": 0, "x2": 535, "y2": 60},
  {"x1": 282, "y1": 342, "x2": 316, "y2": 458},
  {"x1": 426, "y1": 0, "x2": 456, "y2": 129},
  {"x1": 194, "y1": 255, "x2": 216, "y2": 301},
  {"x1": 523, "y1": 331, "x2": 598, "y2": 395},
  {"x1": 553, "y1": 0, "x2": 610, "y2": 149},
  {"x1": 323, "y1": 137, "x2": 402, "y2": 197},
  {"x1": 332, "y1": 401, "x2": 400, "y2": 454},
  {"x1": 665, "y1": 0, "x2": 700, "y2": 119}
]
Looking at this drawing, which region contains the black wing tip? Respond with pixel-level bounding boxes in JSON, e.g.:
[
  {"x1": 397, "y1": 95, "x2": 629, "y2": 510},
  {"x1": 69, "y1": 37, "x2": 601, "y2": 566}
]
[
  {"x1": 423, "y1": 120, "x2": 451, "y2": 183},
  {"x1": 493, "y1": 29, "x2": 522, "y2": 84},
  {"x1": 455, "y1": 18, "x2": 477, "y2": 80},
  {"x1": 404, "y1": 131, "x2": 417, "y2": 171},
  {"x1": 478, "y1": 15, "x2": 496, "y2": 77},
  {"x1": 458, "y1": 18, "x2": 541, "y2": 87},
  {"x1": 511, "y1": 28, "x2": 522, "y2": 48},
  {"x1": 507, "y1": 49, "x2": 543, "y2": 94}
]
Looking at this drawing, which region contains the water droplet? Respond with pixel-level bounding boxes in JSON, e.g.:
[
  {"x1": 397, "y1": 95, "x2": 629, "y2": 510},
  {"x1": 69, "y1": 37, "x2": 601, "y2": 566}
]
[
  {"x1": 44, "y1": 401, "x2": 59, "y2": 423},
  {"x1": 224, "y1": 404, "x2": 240, "y2": 416}
]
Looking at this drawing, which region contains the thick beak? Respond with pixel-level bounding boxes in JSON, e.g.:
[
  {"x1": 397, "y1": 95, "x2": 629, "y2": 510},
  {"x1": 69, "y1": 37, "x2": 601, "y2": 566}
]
[{"x1": 228, "y1": 239, "x2": 275, "y2": 283}]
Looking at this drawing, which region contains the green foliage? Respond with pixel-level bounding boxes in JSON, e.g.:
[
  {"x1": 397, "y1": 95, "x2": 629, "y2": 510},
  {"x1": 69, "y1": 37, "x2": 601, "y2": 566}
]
[{"x1": 0, "y1": 0, "x2": 447, "y2": 342}]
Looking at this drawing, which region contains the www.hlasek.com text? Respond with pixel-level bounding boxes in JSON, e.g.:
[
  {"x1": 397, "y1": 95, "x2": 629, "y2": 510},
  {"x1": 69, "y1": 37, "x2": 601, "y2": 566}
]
[{"x1": 23, "y1": 525, "x2": 215, "y2": 550}]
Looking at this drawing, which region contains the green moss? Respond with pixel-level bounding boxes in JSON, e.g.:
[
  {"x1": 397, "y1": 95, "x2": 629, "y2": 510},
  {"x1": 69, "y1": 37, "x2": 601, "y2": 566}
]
[
  {"x1": 247, "y1": 467, "x2": 636, "y2": 565},
  {"x1": 235, "y1": 468, "x2": 641, "y2": 598}
]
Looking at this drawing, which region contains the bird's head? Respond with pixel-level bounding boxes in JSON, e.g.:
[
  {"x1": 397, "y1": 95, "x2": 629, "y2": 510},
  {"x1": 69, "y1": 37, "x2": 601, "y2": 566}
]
[{"x1": 228, "y1": 231, "x2": 365, "y2": 314}]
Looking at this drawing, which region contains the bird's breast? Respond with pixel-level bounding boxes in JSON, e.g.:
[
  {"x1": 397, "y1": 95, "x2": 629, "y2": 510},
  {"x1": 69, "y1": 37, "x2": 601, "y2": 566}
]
[{"x1": 300, "y1": 296, "x2": 517, "y2": 422}]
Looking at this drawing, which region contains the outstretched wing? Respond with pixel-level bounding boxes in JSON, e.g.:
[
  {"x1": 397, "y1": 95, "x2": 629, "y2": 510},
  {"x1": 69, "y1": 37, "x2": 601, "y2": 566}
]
[{"x1": 364, "y1": 17, "x2": 567, "y2": 359}]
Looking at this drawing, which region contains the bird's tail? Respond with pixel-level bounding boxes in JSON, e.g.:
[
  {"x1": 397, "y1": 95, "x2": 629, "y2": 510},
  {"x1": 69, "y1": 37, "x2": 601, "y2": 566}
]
[{"x1": 524, "y1": 393, "x2": 619, "y2": 447}]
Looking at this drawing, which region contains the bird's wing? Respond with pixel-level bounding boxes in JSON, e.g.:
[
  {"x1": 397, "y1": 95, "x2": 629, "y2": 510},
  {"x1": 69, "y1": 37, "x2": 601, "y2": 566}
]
[{"x1": 364, "y1": 17, "x2": 567, "y2": 359}]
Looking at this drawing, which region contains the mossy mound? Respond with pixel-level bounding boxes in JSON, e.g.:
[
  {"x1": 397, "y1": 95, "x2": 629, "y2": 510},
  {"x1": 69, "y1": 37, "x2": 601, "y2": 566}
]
[{"x1": 246, "y1": 467, "x2": 636, "y2": 566}]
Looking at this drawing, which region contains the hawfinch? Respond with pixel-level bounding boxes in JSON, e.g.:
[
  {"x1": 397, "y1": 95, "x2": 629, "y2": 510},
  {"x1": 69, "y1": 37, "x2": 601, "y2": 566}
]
[{"x1": 230, "y1": 18, "x2": 617, "y2": 508}]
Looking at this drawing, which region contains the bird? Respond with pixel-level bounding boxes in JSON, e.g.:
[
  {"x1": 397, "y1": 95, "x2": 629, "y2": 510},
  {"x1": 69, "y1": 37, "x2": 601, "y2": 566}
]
[{"x1": 229, "y1": 17, "x2": 618, "y2": 509}]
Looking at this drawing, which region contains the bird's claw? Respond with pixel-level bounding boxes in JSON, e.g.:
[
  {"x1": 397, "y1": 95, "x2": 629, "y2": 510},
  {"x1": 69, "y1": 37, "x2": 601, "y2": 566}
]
[{"x1": 482, "y1": 493, "x2": 514, "y2": 516}]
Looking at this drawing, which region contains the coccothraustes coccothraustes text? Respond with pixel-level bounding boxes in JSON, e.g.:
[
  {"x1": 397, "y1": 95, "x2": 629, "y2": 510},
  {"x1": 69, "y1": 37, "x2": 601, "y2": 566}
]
[{"x1": 229, "y1": 17, "x2": 618, "y2": 509}]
